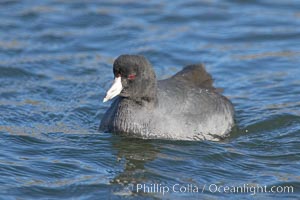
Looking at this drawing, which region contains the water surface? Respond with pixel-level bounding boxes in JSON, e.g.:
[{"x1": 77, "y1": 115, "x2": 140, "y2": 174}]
[{"x1": 0, "y1": 0, "x2": 300, "y2": 199}]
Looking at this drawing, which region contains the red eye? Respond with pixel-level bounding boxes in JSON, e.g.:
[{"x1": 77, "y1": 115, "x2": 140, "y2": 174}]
[{"x1": 128, "y1": 74, "x2": 136, "y2": 80}]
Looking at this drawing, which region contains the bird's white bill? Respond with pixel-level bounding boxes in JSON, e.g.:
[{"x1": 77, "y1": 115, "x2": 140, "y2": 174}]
[{"x1": 103, "y1": 77, "x2": 123, "y2": 102}]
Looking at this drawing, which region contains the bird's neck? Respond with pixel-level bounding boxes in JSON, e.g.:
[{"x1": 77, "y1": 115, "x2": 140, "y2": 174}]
[{"x1": 121, "y1": 87, "x2": 158, "y2": 109}]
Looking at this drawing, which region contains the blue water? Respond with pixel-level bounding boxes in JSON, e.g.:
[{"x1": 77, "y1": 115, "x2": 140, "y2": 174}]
[{"x1": 0, "y1": 0, "x2": 300, "y2": 199}]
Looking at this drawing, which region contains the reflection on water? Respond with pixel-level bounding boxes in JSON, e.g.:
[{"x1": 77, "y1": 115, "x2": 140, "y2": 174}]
[
  {"x1": 110, "y1": 138, "x2": 159, "y2": 197},
  {"x1": 0, "y1": 0, "x2": 300, "y2": 199}
]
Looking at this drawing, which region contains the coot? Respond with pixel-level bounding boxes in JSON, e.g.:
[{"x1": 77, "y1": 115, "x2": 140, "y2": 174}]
[{"x1": 100, "y1": 55, "x2": 234, "y2": 141}]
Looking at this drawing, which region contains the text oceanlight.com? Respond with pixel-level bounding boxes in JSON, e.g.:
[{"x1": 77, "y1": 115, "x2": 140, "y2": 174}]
[{"x1": 131, "y1": 183, "x2": 294, "y2": 195}]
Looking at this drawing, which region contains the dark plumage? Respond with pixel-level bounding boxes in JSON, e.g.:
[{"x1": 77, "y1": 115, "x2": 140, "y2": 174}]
[{"x1": 100, "y1": 55, "x2": 235, "y2": 141}]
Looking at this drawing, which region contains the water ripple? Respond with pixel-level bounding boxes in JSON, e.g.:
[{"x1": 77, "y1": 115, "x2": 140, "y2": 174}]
[{"x1": 0, "y1": 0, "x2": 300, "y2": 199}]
